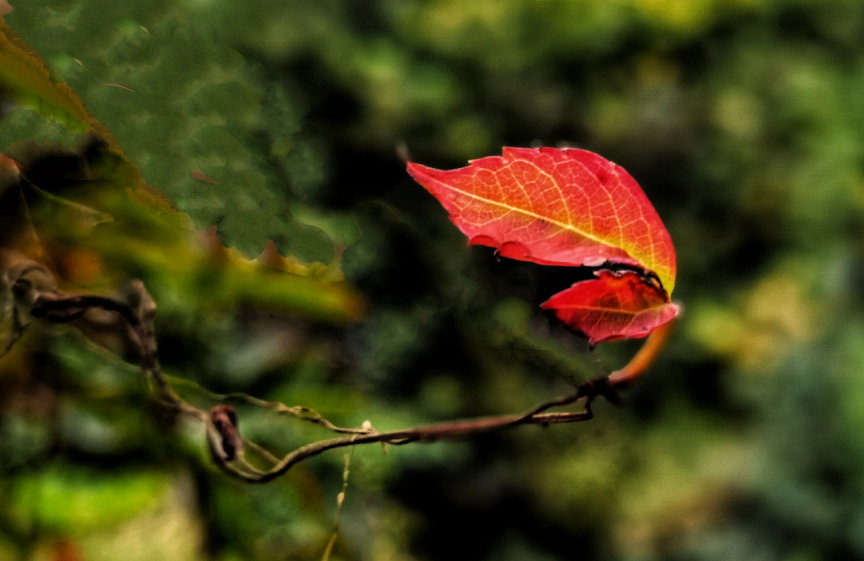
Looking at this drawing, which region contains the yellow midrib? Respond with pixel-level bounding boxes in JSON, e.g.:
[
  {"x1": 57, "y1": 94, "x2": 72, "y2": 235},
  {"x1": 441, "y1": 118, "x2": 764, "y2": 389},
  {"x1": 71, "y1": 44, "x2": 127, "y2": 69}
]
[
  {"x1": 442, "y1": 181, "x2": 675, "y2": 292},
  {"x1": 446, "y1": 183, "x2": 640, "y2": 261}
]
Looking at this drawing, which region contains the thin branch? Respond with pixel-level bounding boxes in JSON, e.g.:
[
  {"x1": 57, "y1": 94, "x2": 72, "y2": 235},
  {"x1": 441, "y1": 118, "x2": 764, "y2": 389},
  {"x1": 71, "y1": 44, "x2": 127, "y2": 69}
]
[
  {"x1": 165, "y1": 376, "x2": 373, "y2": 436},
  {"x1": 608, "y1": 319, "x2": 676, "y2": 389},
  {"x1": 7, "y1": 278, "x2": 669, "y2": 485},
  {"x1": 244, "y1": 439, "x2": 282, "y2": 466},
  {"x1": 31, "y1": 293, "x2": 140, "y2": 327},
  {"x1": 321, "y1": 447, "x2": 354, "y2": 561},
  {"x1": 208, "y1": 386, "x2": 599, "y2": 483}
]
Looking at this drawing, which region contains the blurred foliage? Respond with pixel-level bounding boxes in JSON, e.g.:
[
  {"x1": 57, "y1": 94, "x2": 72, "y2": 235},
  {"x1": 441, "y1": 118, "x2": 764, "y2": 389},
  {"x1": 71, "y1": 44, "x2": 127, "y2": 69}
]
[{"x1": 3, "y1": 0, "x2": 864, "y2": 560}]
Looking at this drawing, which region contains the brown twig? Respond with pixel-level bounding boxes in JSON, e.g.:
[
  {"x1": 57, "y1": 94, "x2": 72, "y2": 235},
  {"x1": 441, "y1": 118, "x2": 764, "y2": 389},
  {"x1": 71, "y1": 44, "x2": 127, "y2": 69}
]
[
  {"x1": 7, "y1": 276, "x2": 672, "y2": 484},
  {"x1": 206, "y1": 384, "x2": 601, "y2": 483},
  {"x1": 170, "y1": 381, "x2": 372, "y2": 436}
]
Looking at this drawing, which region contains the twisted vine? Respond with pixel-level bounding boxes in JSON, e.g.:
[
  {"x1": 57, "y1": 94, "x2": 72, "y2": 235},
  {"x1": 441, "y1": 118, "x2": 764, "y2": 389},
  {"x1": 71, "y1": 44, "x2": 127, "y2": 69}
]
[{"x1": 1, "y1": 256, "x2": 674, "y2": 483}]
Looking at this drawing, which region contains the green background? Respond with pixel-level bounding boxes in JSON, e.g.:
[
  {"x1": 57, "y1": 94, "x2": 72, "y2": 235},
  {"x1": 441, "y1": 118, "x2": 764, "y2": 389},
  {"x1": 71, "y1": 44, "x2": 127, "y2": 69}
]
[{"x1": 3, "y1": 0, "x2": 864, "y2": 560}]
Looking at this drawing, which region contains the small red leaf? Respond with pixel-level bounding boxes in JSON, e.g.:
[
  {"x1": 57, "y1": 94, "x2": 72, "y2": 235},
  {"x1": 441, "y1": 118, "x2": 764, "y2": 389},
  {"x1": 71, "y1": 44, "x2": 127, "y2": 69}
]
[
  {"x1": 407, "y1": 147, "x2": 676, "y2": 292},
  {"x1": 540, "y1": 269, "x2": 679, "y2": 346}
]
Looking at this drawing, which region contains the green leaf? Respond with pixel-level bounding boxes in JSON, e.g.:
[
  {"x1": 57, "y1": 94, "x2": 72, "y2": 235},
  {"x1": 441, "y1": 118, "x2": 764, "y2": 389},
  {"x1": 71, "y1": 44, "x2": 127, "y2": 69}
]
[{"x1": 2, "y1": 0, "x2": 339, "y2": 266}]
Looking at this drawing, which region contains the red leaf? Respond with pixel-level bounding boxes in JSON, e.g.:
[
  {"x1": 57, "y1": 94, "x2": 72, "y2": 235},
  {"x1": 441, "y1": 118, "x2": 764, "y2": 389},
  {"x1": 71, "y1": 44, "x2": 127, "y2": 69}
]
[
  {"x1": 541, "y1": 269, "x2": 679, "y2": 346},
  {"x1": 407, "y1": 147, "x2": 676, "y2": 292}
]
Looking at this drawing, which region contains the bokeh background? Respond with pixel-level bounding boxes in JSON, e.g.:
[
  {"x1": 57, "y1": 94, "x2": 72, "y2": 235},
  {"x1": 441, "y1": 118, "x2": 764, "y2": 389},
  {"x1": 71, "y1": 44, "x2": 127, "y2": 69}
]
[{"x1": 2, "y1": 0, "x2": 864, "y2": 559}]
